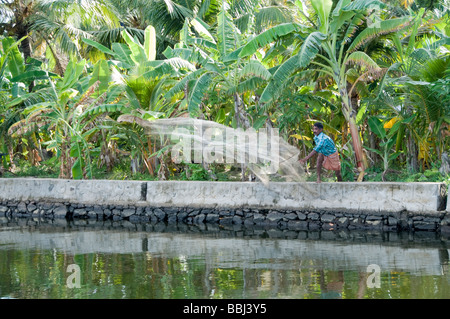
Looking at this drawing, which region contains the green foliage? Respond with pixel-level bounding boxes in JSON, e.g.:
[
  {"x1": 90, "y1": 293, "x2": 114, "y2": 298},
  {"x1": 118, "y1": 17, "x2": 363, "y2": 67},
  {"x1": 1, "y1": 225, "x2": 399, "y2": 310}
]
[
  {"x1": 4, "y1": 158, "x2": 59, "y2": 178},
  {"x1": 180, "y1": 163, "x2": 210, "y2": 181},
  {"x1": 0, "y1": 0, "x2": 449, "y2": 183},
  {"x1": 365, "y1": 116, "x2": 402, "y2": 174}
]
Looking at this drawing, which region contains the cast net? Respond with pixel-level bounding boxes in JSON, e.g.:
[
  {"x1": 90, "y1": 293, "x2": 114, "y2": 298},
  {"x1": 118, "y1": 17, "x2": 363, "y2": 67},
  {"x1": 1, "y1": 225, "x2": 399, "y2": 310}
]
[{"x1": 117, "y1": 115, "x2": 305, "y2": 185}]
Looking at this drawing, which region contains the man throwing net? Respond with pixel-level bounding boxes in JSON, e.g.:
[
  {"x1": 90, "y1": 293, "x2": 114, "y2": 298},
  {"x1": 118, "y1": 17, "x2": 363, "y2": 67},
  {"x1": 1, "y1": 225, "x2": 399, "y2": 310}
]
[{"x1": 299, "y1": 122, "x2": 342, "y2": 183}]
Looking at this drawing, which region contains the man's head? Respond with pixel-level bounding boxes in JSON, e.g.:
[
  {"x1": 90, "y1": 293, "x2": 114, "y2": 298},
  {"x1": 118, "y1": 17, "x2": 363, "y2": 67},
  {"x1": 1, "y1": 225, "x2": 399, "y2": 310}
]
[{"x1": 313, "y1": 122, "x2": 323, "y2": 136}]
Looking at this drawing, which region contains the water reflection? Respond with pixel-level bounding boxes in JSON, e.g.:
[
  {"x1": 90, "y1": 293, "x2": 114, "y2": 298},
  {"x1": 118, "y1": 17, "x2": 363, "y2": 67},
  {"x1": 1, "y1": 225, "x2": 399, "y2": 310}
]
[{"x1": 0, "y1": 217, "x2": 448, "y2": 299}]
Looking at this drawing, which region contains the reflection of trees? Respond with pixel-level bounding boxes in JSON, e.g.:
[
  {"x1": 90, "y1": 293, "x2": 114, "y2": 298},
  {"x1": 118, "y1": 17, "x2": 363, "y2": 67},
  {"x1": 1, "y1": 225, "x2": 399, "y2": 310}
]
[
  {"x1": 0, "y1": 249, "x2": 449, "y2": 299},
  {"x1": 318, "y1": 270, "x2": 344, "y2": 299}
]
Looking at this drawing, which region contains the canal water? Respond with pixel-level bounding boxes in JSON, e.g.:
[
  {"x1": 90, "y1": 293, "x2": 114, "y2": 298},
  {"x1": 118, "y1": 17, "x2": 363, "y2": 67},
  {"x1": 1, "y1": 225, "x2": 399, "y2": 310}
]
[{"x1": 0, "y1": 217, "x2": 449, "y2": 299}]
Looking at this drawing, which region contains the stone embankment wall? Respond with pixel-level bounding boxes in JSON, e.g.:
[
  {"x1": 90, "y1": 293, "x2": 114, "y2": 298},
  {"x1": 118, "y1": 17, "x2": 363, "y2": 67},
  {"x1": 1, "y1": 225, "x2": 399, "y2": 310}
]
[{"x1": 0, "y1": 178, "x2": 449, "y2": 233}]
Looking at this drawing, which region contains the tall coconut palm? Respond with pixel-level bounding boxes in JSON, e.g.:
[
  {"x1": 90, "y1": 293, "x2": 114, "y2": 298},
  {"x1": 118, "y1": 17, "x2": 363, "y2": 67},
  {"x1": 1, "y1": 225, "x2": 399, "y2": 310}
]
[
  {"x1": 28, "y1": 0, "x2": 122, "y2": 74},
  {"x1": 0, "y1": 0, "x2": 35, "y2": 63},
  {"x1": 162, "y1": 0, "x2": 297, "y2": 124},
  {"x1": 0, "y1": 1, "x2": 119, "y2": 75}
]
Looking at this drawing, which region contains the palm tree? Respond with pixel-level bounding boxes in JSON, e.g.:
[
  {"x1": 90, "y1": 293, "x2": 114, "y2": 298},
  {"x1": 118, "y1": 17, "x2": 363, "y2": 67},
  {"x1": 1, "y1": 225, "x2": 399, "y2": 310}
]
[
  {"x1": 28, "y1": 0, "x2": 122, "y2": 74},
  {"x1": 238, "y1": 0, "x2": 412, "y2": 175},
  {"x1": 0, "y1": 1, "x2": 116, "y2": 75},
  {"x1": 98, "y1": 0, "x2": 221, "y2": 60},
  {"x1": 163, "y1": 0, "x2": 296, "y2": 124},
  {"x1": 0, "y1": 0, "x2": 35, "y2": 63}
]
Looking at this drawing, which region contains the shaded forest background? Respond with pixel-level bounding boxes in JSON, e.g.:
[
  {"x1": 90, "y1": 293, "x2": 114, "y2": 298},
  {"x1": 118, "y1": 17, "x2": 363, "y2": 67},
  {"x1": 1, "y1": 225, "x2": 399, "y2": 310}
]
[{"x1": 0, "y1": 0, "x2": 449, "y2": 183}]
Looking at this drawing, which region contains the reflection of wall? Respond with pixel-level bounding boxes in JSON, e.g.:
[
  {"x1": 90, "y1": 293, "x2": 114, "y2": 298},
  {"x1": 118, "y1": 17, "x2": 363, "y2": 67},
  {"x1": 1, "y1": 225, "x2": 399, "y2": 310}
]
[{"x1": 0, "y1": 225, "x2": 447, "y2": 276}]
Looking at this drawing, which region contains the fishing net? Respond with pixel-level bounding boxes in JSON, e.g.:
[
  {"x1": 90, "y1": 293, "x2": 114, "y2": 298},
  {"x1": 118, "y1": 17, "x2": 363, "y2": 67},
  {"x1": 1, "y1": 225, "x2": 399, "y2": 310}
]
[{"x1": 117, "y1": 115, "x2": 305, "y2": 185}]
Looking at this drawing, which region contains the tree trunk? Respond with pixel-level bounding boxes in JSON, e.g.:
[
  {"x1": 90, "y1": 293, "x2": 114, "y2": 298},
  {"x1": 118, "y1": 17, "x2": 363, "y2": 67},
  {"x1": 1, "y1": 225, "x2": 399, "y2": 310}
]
[
  {"x1": 234, "y1": 93, "x2": 245, "y2": 181},
  {"x1": 15, "y1": 21, "x2": 35, "y2": 92},
  {"x1": 348, "y1": 117, "x2": 366, "y2": 169},
  {"x1": 43, "y1": 37, "x2": 66, "y2": 76},
  {"x1": 340, "y1": 89, "x2": 368, "y2": 174},
  {"x1": 407, "y1": 130, "x2": 419, "y2": 173},
  {"x1": 59, "y1": 134, "x2": 73, "y2": 179},
  {"x1": 368, "y1": 129, "x2": 379, "y2": 167},
  {"x1": 234, "y1": 93, "x2": 253, "y2": 181},
  {"x1": 233, "y1": 93, "x2": 251, "y2": 129},
  {"x1": 146, "y1": 136, "x2": 155, "y2": 176}
]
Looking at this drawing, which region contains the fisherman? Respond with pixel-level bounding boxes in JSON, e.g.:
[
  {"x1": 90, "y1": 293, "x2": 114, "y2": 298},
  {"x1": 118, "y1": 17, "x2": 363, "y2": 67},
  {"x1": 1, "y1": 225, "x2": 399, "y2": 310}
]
[{"x1": 299, "y1": 122, "x2": 342, "y2": 183}]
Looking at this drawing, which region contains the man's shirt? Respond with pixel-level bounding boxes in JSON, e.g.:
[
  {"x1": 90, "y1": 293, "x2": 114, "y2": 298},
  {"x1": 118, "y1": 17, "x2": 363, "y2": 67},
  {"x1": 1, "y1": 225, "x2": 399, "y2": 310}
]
[{"x1": 313, "y1": 132, "x2": 337, "y2": 156}]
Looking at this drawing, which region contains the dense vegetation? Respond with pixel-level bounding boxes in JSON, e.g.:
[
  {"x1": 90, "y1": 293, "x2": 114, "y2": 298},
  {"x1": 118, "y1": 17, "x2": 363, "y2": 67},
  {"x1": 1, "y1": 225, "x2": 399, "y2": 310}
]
[{"x1": 0, "y1": 0, "x2": 449, "y2": 183}]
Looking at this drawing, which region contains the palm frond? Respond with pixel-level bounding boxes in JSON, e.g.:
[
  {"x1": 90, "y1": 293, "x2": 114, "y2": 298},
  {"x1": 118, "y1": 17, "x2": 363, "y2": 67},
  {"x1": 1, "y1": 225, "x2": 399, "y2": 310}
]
[
  {"x1": 259, "y1": 31, "x2": 325, "y2": 104},
  {"x1": 141, "y1": 57, "x2": 196, "y2": 79},
  {"x1": 341, "y1": 12, "x2": 366, "y2": 45},
  {"x1": 197, "y1": 0, "x2": 221, "y2": 20},
  {"x1": 87, "y1": 103, "x2": 128, "y2": 115},
  {"x1": 164, "y1": 69, "x2": 205, "y2": 100},
  {"x1": 348, "y1": 16, "x2": 411, "y2": 52},
  {"x1": 239, "y1": 23, "x2": 303, "y2": 58},
  {"x1": 259, "y1": 54, "x2": 299, "y2": 103},
  {"x1": 420, "y1": 57, "x2": 449, "y2": 82},
  {"x1": 236, "y1": 76, "x2": 265, "y2": 94},
  {"x1": 297, "y1": 31, "x2": 326, "y2": 67},
  {"x1": 188, "y1": 71, "x2": 214, "y2": 116},
  {"x1": 239, "y1": 59, "x2": 271, "y2": 80},
  {"x1": 254, "y1": 6, "x2": 294, "y2": 32},
  {"x1": 191, "y1": 17, "x2": 216, "y2": 44},
  {"x1": 340, "y1": 0, "x2": 385, "y2": 12},
  {"x1": 345, "y1": 51, "x2": 381, "y2": 71},
  {"x1": 217, "y1": 8, "x2": 240, "y2": 59}
]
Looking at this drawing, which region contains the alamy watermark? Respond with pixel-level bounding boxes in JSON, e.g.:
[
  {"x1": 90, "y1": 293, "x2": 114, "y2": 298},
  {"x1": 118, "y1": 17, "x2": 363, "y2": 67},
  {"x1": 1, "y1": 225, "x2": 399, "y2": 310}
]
[
  {"x1": 366, "y1": 264, "x2": 381, "y2": 288},
  {"x1": 164, "y1": 123, "x2": 280, "y2": 174},
  {"x1": 66, "y1": 264, "x2": 81, "y2": 288}
]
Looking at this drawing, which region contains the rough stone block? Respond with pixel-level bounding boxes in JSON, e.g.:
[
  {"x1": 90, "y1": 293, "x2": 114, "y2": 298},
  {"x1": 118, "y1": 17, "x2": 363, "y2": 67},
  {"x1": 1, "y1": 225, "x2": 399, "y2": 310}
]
[
  {"x1": 266, "y1": 211, "x2": 283, "y2": 223},
  {"x1": 0, "y1": 206, "x2": 9, "y2": 215},
  {"x1": 27, "y1": 204, "x2": 37, "y2": 212},
  {"x1": 153, "y1": 208, "x2": 166, "y2": 220},
  {"x1": 287, "y1": 220, "x2": 308, "y2": 230},
  {"x1": 17, "y1": 202, "x2": 27, "y2": 213},
  {"x1": 121, "y1": 208, "x2": 136, "y2": 218},
  {"x1": 413, "y1": 221, "x2": 436, "y2": 231},
  {"x1": 53, "y1": 205, "x2": 68, "y2": 217},
  {"x1": 205, "y1": 213, "x2": 219, "y2": 223},
  {"x1": 321, "y1": 214, "x2": 335, "y2": 223}
]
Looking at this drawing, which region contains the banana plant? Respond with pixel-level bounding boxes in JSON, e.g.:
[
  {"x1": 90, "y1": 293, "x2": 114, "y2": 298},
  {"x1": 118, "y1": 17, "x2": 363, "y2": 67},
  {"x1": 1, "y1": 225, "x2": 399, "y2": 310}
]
[
  {"x1": 0, "y1": 35, "x2": 56, "y2": 169},
  {"x1": 83, "y1": 24, "x2": 197, "y2": 176},
  {"x1": 368, "y1": 8, "x2": 450, "y2": 171},
  {"x1": 83, "y1": 25, "x2": 195, "y2": 108},
  {"x1": 0, "y1": 36, "x2": 25, "y2": 169},
  {"x1": 365, "y1": 116, "x2": 403, "y2": 179},
  {"x1": 237, "y1": 0, "x2": 412, "y2": 174},
  {"x1": 8, "y1": 57, "x2": 112, "y2": 179}
]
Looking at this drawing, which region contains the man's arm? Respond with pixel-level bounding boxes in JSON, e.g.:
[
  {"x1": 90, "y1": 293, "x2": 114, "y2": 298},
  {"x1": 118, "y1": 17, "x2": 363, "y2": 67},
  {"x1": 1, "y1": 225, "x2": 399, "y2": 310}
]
[{"x1": 299, "y1": 150, "x2": 317, "y2": 164}]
